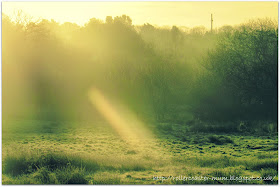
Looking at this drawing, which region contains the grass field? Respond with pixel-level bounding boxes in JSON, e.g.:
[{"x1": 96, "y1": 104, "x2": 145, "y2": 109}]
[{"x1": 2, "y1": 119, "x2": 278, "y2": 184}]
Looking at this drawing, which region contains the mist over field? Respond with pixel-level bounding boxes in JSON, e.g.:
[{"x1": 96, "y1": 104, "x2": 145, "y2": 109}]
[{"x1": 2, "y1": 8, "x2": 278, "y2": 184}]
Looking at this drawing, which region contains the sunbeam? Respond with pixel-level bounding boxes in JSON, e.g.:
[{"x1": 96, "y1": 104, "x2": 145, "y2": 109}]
[{"x1": 88, "y1": 87, "x2": 154, "y2": 147}]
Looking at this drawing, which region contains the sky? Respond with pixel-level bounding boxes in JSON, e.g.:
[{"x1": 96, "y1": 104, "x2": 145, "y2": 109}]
[{"x1": 2, "y1": 1, "x2": 278, "y2": 29}]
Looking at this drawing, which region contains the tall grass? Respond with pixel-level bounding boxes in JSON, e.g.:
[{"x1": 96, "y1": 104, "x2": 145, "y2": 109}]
[
  {"x1": 195, "y1": 155, "x2": 278, "y2": 172},
  {"x1": 2, "y1": 148, "x2": 153, "y2": 184}
]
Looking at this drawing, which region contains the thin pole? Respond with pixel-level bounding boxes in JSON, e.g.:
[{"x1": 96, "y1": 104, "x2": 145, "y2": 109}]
[{"x1": 211, "y1": 14, "x2": 213, "y2": 32}]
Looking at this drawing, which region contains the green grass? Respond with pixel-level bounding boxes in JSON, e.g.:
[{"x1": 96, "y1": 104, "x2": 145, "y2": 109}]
[
  {"x1": 2, "y1": 120, "x2": 278, "y2": 184},
  {"x1": 2, "y1": 166, "x2": 88, "y2": 184},
  {"x1": 207, "y1": 135, "x2": 234, "y2": 145}
]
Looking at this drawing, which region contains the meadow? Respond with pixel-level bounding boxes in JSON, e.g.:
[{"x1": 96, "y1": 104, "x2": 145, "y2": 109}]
[
  {"x1": 2, "y1": 119, "x2": 278, "y2": 184},
  {"x1": 2, "y1": 7, "x2": 278, "y2": 185}
]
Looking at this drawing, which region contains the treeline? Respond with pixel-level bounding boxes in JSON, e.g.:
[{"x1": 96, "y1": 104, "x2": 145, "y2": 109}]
[{"x1": 3, "y1": 13, "x2": 278, "y2": 132}]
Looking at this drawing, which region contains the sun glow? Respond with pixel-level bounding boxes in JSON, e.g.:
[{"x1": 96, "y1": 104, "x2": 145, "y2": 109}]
[
  {"x1": 88, "y1": 88, "x2": 154, "y2": 147},
  {"x1": 3, "y1": 2, "x2": 278, "y2": 29}
]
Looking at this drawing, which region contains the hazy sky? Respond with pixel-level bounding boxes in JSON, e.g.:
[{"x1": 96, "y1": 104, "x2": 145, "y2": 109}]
[{"x1": 2, "y1": 2, "x2": 278, "y2": 29}]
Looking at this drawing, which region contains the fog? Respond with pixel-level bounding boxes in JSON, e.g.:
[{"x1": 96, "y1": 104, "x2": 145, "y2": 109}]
[{"x1": 3, "y1": 13, "x2": 278, "y2": 131}]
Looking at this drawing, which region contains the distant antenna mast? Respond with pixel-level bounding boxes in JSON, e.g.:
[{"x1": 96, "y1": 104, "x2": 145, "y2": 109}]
[{"x1": 211, "y1": 14, "x2": 213, "y2": 32}]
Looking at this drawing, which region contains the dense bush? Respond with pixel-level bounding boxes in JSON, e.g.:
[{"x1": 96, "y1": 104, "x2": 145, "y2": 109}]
[{"x1": 191, "y1": 19, "x2": 278, "y2": 124}]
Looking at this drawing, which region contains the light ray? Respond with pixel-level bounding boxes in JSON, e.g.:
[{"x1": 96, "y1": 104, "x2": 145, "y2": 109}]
[{"x1": 88, "y1": 87, "x2": 153, "y2": 147}]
